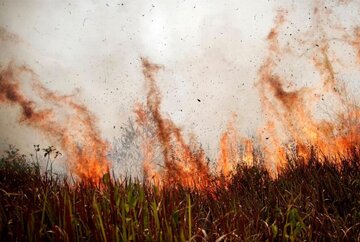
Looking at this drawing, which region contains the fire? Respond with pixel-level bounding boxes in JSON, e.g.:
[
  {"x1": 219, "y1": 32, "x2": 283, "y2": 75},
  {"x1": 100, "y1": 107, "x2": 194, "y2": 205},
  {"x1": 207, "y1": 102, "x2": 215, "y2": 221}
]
[
  {"x1": 135, "y1": 58, "x2": 213, "y2": 189},
  {"x1": 216, "y1": 119, "x2": 254, "y2": 178},
  {"x1": 242, "y1": 139, "x2": 254, "y2": 167},
  {"x1": 136, "y1": 4, "x2": 360, "y2": 187},
  {"x1": 216, "y1": 116, "x2": 240, "y2": 177},
  {"x1": 1, "y1": 2, "x2": 360, "y2": 189},
  {"x1": 255, "y1": 6, "x2": 360, "y2": 173},
  {"x1": 0, "y1": 64, "x2": 110, "y2": 183}
]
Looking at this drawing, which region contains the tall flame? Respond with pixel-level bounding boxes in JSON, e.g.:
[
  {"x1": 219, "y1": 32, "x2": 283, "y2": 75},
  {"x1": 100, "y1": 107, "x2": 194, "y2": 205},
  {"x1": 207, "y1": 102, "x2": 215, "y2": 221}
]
[
  {"x1": 135, "y1": 58, "x2": 212, "y2": 189},
  {"x1": 216, "y1": 117, "x2": 254, "y2": 178},
  {"x1": 0, "y1": 64, "x2": 110, "y2": 182},
  {"x1": 136, "y1": 4, "x2": 360, "y2": 186},
  {"x1": 216, "y1": 116, "x2": 240, "y2": 177},
  {"x1": 255, "y1": 7, "x2": 360, "y2": 173},
  {"x1": 1, "y1": 2, "x2": 360, "y2": 187}
]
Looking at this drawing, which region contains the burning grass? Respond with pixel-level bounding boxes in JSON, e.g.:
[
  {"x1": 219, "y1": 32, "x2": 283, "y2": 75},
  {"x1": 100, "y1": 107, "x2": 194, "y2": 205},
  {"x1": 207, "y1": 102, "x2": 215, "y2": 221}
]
[
  {"x1": 1, "y1": 146, "x2": 360, "y2": 241},
  {"x1": 1, "y1": 3, "x2": 360, "y2": 241}
]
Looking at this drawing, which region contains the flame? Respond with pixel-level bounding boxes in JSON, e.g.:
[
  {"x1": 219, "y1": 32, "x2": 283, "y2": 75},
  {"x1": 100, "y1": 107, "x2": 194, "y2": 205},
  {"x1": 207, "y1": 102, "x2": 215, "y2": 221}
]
[
  {"x1": 1, "y1": 3, "x2": 360, "y2": 188},
  {"x1": 135, "y1": 3, "x2": 360, "y2": 187},
  {"x1": 216, "y1": 118, "x2": 254, "y2": 178},
  {"x1": 135, "y1": 58, "x2": 213, "y2": 189},
  {"x1": 0, "y1": 64, "x2": 110, "y2": 182},
  {"x1": 255, "y1": 6, "x2": 360, "y2": 173},
  {"x1": 242, "y1": 139, "x2": 254, "y2": 167},
  {"x1": 216, "y1": 116, "x2": 240, "y2": 177}
]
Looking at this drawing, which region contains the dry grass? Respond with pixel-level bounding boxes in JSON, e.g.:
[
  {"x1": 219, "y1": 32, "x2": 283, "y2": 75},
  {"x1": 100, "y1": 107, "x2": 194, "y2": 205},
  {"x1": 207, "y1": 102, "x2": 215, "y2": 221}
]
[{"x1": 1, "y1": 146, "x2": 360, "y2": 241}]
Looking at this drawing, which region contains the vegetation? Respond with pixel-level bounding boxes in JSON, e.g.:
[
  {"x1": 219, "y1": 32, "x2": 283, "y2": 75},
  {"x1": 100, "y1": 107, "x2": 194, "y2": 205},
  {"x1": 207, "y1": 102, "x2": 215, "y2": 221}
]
[{"x1": 1, "y1": 146, "x2": 360, "y2": 241}]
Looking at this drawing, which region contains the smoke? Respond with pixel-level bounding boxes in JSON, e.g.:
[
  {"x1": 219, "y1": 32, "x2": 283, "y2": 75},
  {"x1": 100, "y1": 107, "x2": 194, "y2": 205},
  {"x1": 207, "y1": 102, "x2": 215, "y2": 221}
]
[
  {"x1": 1, "y1": 0, "x2": 360, "y2": 181},
  {"x1": 0, "y1": 26, "x2": 23, "y2": 44},
  {"x1": 0, "y1": 0, "x2": 285, "y2": 156}
]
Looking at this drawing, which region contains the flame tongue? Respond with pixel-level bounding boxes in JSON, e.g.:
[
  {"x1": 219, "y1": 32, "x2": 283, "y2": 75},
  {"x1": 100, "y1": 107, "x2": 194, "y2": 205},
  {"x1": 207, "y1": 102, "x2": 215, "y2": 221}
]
[
  {"x1": 1, "y1": 3, "x2": 360, "y2": 187},
  {"x1": 256, "y1": 9, "x2": 360, "y2": 173},
  {"x1": 216, "y1": 116, "x2": 240, "y2": 177},
  {"x1": 136, "y1": 58, "x2": 212, "y2": 189},
  {"x1": 137, "y1": 5, "x2": 360, "y2": 186},
  {"x1": 0, "y1": 64, "x2": 110, "y2": 183}
]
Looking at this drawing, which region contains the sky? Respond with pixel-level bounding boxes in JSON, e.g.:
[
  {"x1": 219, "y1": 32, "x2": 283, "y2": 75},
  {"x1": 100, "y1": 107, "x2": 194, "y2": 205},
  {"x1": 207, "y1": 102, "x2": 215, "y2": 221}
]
[{"x1": 1, "y1": 0, "x2": 360, "y2": 160}]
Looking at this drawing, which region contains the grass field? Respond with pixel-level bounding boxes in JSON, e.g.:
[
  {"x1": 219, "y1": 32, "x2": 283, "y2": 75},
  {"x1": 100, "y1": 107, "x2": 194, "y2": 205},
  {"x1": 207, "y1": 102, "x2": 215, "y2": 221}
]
[
  {"x1": 2, "y1": 6, "x2": 360, "y2": 240},
  {"x1": 1, "y1": 146, "x2": 360, "y2": 241}
]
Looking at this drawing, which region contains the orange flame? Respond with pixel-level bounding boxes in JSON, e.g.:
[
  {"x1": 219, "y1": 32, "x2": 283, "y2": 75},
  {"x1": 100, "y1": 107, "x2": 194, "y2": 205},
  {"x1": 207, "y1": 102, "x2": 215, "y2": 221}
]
[
  {"x1": 135, "y1": 4, "x2": 360, "y2": 185},
  {"x1": 216, "y1": 119, "x2": 254, "y2": 178},
  {"x1": 255, "y1": 6, "x2": 360, "y2": 174},
  {"x1": 1, "y1": 2, "x2": 360, "y2": 188},
  {"x1": 242, "y1": 139, "x2": 254, "y2": 167},
  {"x1": 0, "y1": 64, "x2": 110, "y2": 183},
  {"x1": 216, "y1": 116, "x2": 240, "y2": 177},
  {"x1": 135, "y1": 58, "x2": 212, "y2": 189}
]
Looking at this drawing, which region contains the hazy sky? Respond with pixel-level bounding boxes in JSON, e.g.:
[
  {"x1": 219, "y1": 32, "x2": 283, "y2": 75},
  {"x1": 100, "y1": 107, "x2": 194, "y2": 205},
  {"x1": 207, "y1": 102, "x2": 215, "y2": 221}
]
[{"x1": 1, "y1": 0, "x2": 360, "y2": 158}]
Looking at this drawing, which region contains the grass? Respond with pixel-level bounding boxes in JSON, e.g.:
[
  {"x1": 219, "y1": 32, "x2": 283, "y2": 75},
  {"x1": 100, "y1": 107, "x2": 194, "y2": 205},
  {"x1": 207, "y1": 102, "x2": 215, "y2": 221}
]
[{"x1": 1, "y1": 146, "x2": 360, "y2": 241}]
